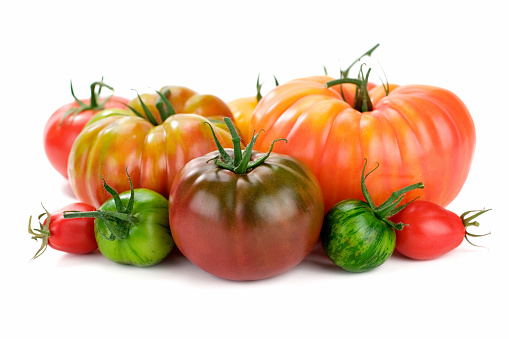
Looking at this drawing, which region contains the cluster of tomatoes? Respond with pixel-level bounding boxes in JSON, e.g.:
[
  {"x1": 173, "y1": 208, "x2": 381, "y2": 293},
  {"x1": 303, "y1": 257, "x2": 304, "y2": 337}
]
[{"x1": 30, "y1": 47, "x2": 490, "y2": 281}]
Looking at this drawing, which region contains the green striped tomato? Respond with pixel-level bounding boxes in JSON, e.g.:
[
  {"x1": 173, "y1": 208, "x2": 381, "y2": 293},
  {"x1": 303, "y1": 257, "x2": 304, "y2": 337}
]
[
  {"x1": 321, "y1": 199, "x2": 397, "y2": 272},
  {"x1": 321, "y1": 159, "x2": 423, "y2": 272}
]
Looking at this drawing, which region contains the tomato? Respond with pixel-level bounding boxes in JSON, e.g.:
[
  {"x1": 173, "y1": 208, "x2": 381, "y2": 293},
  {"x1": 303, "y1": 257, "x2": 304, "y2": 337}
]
[
  {"x1": 68, "y1": 86, "x2": 236, "y2": 208},
  {"x1": 43, "y1": 80, "x2": 129, "y2": 178},
  {"x1": 169, "y1": 118, "x2": 324, "y2": 281},
  {"x1": 28, "y1": 202, "x2": 98, "y2": 260},
  {"x1": 321, "y1": 159, "x2": 423, "y2": 272},
  {"x1": 390, "y1": 200, "x2": 491, "y2": 260},
  {"x1": 250, "y1": 61, "x2": 475, "y2": 212},
  {"x1": 65, "y1": 170, "x2": 174, "y2": 267},
  {"x1": 227, "y1": 74, "x2": 278, "y2": 142}
]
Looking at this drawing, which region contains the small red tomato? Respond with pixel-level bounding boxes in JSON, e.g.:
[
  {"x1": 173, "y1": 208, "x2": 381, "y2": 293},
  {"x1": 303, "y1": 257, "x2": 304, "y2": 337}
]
[
  {"x1": 390, "y1": 200, "x2": 490, "y2": 260},
  {"x1": 29, "y1": 202, "x2": 98, "y2": 260},
  {"x1": 43, "y1": 80, "x2": 129, "y2": 179}
]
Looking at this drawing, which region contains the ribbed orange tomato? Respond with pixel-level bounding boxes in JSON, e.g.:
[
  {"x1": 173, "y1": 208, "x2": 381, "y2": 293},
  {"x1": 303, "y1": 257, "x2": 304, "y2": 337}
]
[{"x1": 250, "y1": 74, "x2": 476, "y2": 212}]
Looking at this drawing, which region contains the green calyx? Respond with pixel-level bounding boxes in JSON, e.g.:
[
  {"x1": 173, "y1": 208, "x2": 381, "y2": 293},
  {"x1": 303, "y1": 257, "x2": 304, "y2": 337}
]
[
  {"x1": 205, "y1": 117, "x2": 287, "y2": 174},
  {"x1": 28, "y1": 204, "x2": 52, "y2": 261},
  {"x1": 360, "y1": 159, "x2": 424, "y2": 231},
  {"x1": 341, "y1": 43, "x2": 380, "y2": 79},
  {"x1": 326, "y1": 66, "x2": 375, "y2": 112},
  {"x1": 60, "y1": 78, "x2": 116, "y2": 123},
  {"x1": 127, "y1": 88, "x2": 176, "y2": 126},
  {"x1": 323, "y1": 44, "x2": 379, "y2": 77},
  {"x1": 64, "y1": 168, "x2": 137, "y2": 241},
  {"x1": 460, "y1": 209, "x2": 492, "y2": 247},
  {"x1": 324, "y1": 43, "x2": 390, "y2": 113}
]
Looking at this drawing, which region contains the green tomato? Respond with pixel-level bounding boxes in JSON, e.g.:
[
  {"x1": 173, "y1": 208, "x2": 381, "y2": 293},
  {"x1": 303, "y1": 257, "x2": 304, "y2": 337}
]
[
  {"x1": 95, "y1": 188, "x2": 174, "y2": 267},
  {"x1": 320, "y1": 159, "x2": 424, "y2": 273},
  {"x1": 321, "y1": 199, "x2": 396, "y2": 272},
  {"x1": 64, "y1": 170, "x2": 174, "y2": 267}
]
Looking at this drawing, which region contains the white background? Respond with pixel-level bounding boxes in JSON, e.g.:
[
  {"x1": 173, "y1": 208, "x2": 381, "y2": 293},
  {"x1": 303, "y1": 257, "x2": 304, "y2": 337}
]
[{"x1": 2, "y1": 1, "x2": 507, "y2": 338}]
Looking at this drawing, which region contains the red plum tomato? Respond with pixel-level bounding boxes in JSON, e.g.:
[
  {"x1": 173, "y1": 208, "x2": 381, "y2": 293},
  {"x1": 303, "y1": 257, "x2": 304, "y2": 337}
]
[
  {"x1": 29, "y1": 202, "x2": 98, "y2": 259},
  {"x1": 391, "y1": 200, "x2": 490, "y2": 260}
]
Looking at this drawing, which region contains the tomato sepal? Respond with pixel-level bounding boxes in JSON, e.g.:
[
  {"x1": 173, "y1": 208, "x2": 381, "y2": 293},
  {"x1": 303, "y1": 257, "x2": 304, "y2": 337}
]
[
  {"x1": 64, "y1": 168, "x2": 138, "y2": 241},
  {"x1": 60, "y1": 79, "x2": 116, "y2": 123},
  {"x1": 359, "y1": 159, "x2": 424, "y2": 231},
  {"x1": 126, "y1": 89, "x2": 176, "y2": 126},
  {"x1": 460, "y1": 209, "x2": 492, "y2": 247},
  {"x1": 205, "y1": 117, "x2": 287, "y2": 174},
  {"x1": 28, "y1": 205, "x2": 52, "y2": 260}
]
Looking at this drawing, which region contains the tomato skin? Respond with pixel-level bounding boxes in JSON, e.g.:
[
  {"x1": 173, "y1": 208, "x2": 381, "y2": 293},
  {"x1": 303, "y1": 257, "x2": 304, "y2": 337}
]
[
  {"x1": 43, "y1": 96, "x2": 129, "y2": 179},
  {"x1": 43, "y1": 203, "x2": 98, "y2": 254},
  {"x1": 391, "y1": 200, "x2": 465, "y2": 260},
  {"x1": 169, "y1": 149, "x2": 324, "y2": 281},
  {"x1": 250, "y1": 75, "x2": 476, "y2": 212},
  {"x1": 68, "y1": 86, "x2": 235, "y2": 208}
]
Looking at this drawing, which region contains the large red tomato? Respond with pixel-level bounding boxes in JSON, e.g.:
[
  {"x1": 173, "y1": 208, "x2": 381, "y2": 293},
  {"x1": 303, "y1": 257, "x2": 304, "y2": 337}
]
[
  {"x1": 169, "y1": 118, "x2": 324, "y2": 281},
  {"x1": 250, "y1": 74, "x2": 476, "y2": 212},
  {"x1": 43, "y1": 80, "x2": 129, "y2": 178},
  {"x1": 68, "y1": 86, "x2": 236, "y2": 208}
]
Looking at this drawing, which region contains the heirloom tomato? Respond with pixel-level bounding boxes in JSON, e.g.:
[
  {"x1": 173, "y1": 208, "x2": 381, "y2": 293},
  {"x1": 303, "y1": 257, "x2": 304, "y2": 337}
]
[
  {"x1": 250, "y1": 66, "x2": 475, "y2": 212},
  {"x1": 391, "y1": 200, "x2": 491, "y2": 260},
  {"x1": 68, "y1": 86, "x2": 236, "y2": 208},
  {"x1": 43, "y1": 80, "x2": 129, "y2": 178},
  {"x1": 28, "y1": 202, "x2": 98, "y2": 260},
  {"x1": 65, "y1": 170, "x2": 174, "y2": 267},
  {"x1": 169, "y1": 118, "x2": 324, "y2": 281}
]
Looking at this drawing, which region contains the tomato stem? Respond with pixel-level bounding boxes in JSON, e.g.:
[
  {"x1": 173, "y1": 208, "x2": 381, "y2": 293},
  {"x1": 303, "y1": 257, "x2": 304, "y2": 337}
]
[
  {"x1": 326, "y1": 65, "x2": 374, "y2": 112},
  {"x1": 255, "y1": 74, "x2": 278, "y2": 102},
  {"x1": 256, "y1": 73, "x2": 262, "y2": 102},
  {"x1": 324, "y1": 44, "x2": 383, "y2": 112},
  {"x1": 60, "y1": 78, "x2": 116, "y2": 124},
  {"x1": 204, "y1": 117, "x2": 287, "y2": 174},
  {"x1": 64, "y1": 168, "x2": 137, "y2": 241},
  {"x1": 360, "y1": 158, "x2": 424, "y2": 230},
  {"x1": 127, "y1": 89, "x2": 176, "y2": 126},
  {"x1": 341, "y1": 43, "x2": 380, "y2": 79},
  {"x1": 460, "y1": 209, "x2": 492, "y2": 247}
]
